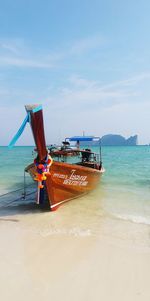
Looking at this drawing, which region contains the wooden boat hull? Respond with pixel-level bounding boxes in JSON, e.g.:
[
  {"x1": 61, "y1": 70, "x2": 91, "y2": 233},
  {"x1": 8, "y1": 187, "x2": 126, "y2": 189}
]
[
  {"x1": 26, "y1": 161, "x2": 103, "y2": 210},
  {"x1": 9, "y1": 105, "x2": 105, "y2": 211}
]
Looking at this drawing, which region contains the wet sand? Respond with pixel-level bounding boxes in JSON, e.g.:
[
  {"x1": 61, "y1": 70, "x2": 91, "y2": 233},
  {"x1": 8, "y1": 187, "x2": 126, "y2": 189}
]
[{"x1": 0, "y1": 195, "x2": 150, "y2": 301}]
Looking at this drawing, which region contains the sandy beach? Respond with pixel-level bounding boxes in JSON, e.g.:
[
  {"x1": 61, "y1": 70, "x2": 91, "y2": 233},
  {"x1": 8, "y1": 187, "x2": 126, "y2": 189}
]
[
  {"x1": 0, "y1": 194, "x2": 150, "y2": 301},
  {"x1": 0, "y1": 0, "x2": 150, "y2": 298}
]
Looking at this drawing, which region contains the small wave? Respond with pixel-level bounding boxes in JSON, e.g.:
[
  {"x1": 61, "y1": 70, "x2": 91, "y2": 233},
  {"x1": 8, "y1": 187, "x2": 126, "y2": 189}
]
[{"x1": 113, "y1": 213, "x2": 150, "y2": 225}]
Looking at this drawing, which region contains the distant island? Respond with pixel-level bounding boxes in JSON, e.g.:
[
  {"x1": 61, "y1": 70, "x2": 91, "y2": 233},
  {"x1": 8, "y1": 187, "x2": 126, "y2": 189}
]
[
  {"x1": 101, "y1": 134, "x2": 138, "y2": 146},
  {"x1": 80, "y1": 134, "x2": 138, "y2": 146}
]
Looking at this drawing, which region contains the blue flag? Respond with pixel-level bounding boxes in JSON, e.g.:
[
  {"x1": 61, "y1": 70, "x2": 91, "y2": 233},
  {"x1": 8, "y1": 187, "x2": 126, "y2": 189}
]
[{"x1": 8, "y1": 113, "x2": 29, "y2": 149}]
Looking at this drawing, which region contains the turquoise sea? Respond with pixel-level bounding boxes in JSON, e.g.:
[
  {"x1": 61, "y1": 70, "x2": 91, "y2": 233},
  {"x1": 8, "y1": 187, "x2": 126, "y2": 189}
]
[{"x1": 0, "y1": 145, "x2": 150, "y2": 226}]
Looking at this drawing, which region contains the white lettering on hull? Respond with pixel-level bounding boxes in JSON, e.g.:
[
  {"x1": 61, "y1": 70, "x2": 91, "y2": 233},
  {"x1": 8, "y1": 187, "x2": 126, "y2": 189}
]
[{"x1": 53, "y1": 169, "x2": 88, "y2": 186}]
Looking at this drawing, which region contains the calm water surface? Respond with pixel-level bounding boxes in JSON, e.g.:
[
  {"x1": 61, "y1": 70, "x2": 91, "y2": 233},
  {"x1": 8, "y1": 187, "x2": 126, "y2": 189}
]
[{"x1": 0, "y1": 145, "x2": 150, "y2": 226}]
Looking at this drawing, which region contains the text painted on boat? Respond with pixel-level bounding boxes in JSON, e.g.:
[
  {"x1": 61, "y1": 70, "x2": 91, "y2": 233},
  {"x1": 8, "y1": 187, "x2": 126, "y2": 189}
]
[{"x1": 53, "y1": 169, "x2": 88, "y2": 186}]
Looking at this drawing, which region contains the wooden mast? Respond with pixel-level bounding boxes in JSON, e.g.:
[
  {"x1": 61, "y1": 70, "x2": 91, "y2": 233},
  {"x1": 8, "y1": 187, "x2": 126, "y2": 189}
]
[{"x1": 25, "y1": 105, "x2": 47, "y2": 161}]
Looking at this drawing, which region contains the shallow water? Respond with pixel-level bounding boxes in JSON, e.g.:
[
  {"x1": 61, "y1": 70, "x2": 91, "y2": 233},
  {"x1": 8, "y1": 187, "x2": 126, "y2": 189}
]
[{"x1": 0, "y1": 145, "x2": 150, "y2": 228}]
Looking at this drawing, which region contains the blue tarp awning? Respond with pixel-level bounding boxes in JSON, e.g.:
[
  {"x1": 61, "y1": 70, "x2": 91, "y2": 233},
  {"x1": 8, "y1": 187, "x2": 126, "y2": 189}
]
[{"x1": 66, "y1": 136, "x2": 100, "y2": 142}]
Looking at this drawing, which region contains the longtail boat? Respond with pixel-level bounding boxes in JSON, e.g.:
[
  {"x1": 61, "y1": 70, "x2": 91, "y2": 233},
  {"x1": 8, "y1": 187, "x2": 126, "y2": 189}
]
[
  {"x1": 48, "y1": 140, "x2": 80, "y2": 157},
  {"x1": 9, "y1": 105, "x2": 105, "y2": 210}
]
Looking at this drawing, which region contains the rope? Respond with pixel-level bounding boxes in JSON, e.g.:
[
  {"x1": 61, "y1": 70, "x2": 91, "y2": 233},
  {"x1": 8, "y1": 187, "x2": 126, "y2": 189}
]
[
  {"x1": 0, "y1": 170, "x2": 36, "y2": 208},
  {"x1": 0, "y1": 188, "x2": 36, "y2": 209},
  {"x1": 0, "y1": 169, "x2": 34, "y2": 199},
  {"x1": 0, "y1": 183, "x2": 35, "y2": 199},
  {"x1": 0, "y1": 181, "x2": 36, "y2": 208}
]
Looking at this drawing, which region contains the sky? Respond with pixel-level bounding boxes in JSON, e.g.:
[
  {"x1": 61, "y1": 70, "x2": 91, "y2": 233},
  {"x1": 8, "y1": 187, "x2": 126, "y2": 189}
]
[{"x1": 0, "y1": 0, "x2": 150, "y2": 145}]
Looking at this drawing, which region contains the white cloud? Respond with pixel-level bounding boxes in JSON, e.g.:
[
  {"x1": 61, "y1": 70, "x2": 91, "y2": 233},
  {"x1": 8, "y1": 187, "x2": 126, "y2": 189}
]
[
  {"x1": 44, "y1": 72, "x2": 148, "y2": 113},
  {"x1": 0, "y1": 33, "x2": 150, "y2": 145},
  {"x1": 0, "y1": 42, "x2": 19, "y2": 55},
  {"x1": 105, "y1": 72, "x2": 150, "y2": 88},
  {"x1": 39, "y1": 72, "x2": 150, "y2": 145},
  {"x1": 1, "y1": 70, "x2": 150, "y2": 146},
  {"x1": 0, "y1": 38, "x2": 61, "y2": 69},
  {"x1": 70, "y1": 34, "x2": 106, "y2": 55},
  {"x1": 0, "y1": 56, "x2": 53, "y2": 68},
  {"x1": 0, "y1": 34, "x2": 106, "y2": 69},
  {"x1": 0, "y1": 39, "x2": 24, "y2": 55}
]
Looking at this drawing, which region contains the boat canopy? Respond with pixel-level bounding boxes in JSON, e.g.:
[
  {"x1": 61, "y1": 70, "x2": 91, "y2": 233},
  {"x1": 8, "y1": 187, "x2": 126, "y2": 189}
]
[{"x1": 66, "y1": 136, "x2": 100, "y2": 142}]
